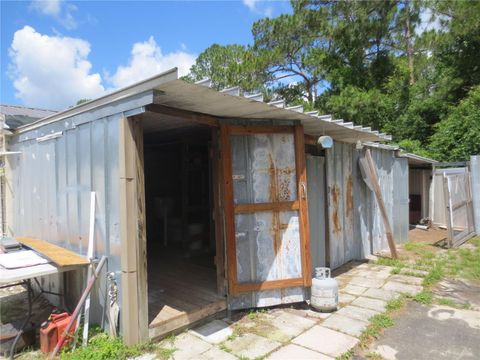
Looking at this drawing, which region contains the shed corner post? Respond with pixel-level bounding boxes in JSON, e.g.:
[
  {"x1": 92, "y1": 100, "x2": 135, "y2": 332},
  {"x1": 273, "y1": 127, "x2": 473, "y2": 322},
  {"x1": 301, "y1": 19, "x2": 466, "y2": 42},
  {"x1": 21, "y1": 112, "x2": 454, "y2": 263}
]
[{"x1": 119, "y1": 116, "x2": 148, "y2": 345}]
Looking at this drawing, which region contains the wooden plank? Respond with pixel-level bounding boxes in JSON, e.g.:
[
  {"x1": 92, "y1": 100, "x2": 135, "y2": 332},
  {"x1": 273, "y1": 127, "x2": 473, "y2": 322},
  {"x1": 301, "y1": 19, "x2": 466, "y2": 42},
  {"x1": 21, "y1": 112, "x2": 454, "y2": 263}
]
[
  {"x1": 149, "y1": 299, "x2": 227, "y2": 339},
  {"x1": 119, "y1": 117, "x2": 139, "y2": 345},
  {"x1": 153, "y1": 275, "x2": 221, "y2": 303},
  {"x1": 364, "y1": 149, "x2": 398, "y2": 258},
  {"x1": 235, "y1": 277, "x2": 305, "y2": 293},
  {"x1": 132, "y1": 117, "x2": 149, "y2": 341},
  {"x1": 442, "y1": 175, "x2": 454, "y2": 247},
  {"x1": 304, "y1": 134, "x2": 318, "y2": 146},
  {"x1": 220, "y1": 124, "x2": 238, "y2": 295},
  {"x1": 294, "y1": 124, "x2": 312, "y2": 286},
  {"x1": 228, "y1": 125, "x2": 294, "y2": 135},
  {"x1": 211, "y1": 127, "x2": 226, "y2": 296},
  {"x1": 234, "y1": 201, "x2": 300, "y2": 214},
  {"x1": 146, "y1": 104, "x2": 219, "y2": 127},
  {"x1": 16, "y1": 237, "x2": 89, "y2": 266},
  {"x1": 121, "y1": 271, "x2": 140, "y2": 345}
]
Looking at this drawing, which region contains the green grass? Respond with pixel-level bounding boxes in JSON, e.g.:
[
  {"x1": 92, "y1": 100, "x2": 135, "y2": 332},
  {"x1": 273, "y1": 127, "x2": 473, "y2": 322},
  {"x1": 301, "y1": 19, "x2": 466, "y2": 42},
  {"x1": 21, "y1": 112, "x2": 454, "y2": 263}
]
[
  {"x1": 60, "y1": 327, "x2": 176, "y2": 360},
  {"x1": 423, "y1": 264, "x2": 445, "y2": 286},
  {"x1": 335, "y1": 349, "x2": 354, "y2": 360},
  {"x1": 436, "y1": 297, "x2": 458, "y2": 307},
  {"x1": 376, "y1": 257, "x2": 405, "y2": 268},
  {"x1": 386, "y1": 296, "x2": 406, "y2": 311},
  {"x1": 370, "y1": 314, "x2": 394, "y2": 328},
  {"x1": 359, "y1": 314, "x2": 395, "y2": 347},
  {"x1": 365, "y1": 352, "x2": 384, "y2": 360},
  {"x1": 414, "y1": 291, "x2": 433, "y2": 305},
  {"x1": 247, "y1": 308, "x2": 267, "y2": 320},
  {"x1": 219, "y1": 343, "x2": 232, "y2": 353}
]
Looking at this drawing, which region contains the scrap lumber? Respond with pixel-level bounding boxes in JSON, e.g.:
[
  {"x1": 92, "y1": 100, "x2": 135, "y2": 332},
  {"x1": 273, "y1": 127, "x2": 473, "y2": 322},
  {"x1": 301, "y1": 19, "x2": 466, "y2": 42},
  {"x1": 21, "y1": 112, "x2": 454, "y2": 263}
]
[
  {"x1": 359, "y1": 149, "x2": 398, "y2": 258},
  {"x1": 16, "y1": 237, "x2": 89, "y2": 267}
]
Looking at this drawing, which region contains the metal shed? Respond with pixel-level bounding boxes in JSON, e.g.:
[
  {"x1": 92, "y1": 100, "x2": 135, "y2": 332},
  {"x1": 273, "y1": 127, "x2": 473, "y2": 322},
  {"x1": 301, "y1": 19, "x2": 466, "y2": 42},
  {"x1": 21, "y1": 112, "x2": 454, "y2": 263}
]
[{"x1": 3, "y1": 68, "x2": 409, "y2": 344}]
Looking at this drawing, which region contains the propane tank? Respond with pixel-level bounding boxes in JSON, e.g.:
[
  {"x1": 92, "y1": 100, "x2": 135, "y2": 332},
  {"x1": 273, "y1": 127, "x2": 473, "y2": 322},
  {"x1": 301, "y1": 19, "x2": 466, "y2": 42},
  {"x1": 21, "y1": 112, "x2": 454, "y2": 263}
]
[{"x1": 311, "y1": 267, "x2": 338, "y2": 312}]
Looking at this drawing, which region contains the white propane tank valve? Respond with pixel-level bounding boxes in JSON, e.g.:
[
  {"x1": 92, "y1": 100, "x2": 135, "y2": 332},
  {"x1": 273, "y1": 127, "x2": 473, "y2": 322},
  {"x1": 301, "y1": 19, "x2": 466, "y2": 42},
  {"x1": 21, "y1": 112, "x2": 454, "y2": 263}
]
[{"x1": 311, "y1": 267, "x2": 338, "y2": 312}]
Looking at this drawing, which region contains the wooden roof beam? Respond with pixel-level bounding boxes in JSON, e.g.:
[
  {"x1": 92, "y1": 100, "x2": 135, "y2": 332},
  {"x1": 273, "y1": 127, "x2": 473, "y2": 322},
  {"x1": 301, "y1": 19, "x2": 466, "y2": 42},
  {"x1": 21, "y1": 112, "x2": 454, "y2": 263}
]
[{"x1": 145, "y1": 104, "x2": 219, "y2": 127}]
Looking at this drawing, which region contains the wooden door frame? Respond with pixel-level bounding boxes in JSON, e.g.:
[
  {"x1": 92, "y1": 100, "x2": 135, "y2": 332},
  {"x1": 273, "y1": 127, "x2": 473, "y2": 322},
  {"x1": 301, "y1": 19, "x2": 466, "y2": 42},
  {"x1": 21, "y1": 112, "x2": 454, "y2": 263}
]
[
  {"x1": 119, "y1": 116, "x2": 148, "y2": 345},
  {"x1": 220, "y1": 123, "x2": 312, "y2": 296}
]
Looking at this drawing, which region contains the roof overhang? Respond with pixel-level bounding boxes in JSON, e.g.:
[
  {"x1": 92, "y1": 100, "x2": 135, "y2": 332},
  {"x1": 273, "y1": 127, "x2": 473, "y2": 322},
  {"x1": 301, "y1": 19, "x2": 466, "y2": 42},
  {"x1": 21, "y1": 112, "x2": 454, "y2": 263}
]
[
  {"x1": 15, "y1": 68, "x2": 391, "y2": 144},
  {"x1": 400, "y1": 152, "x2": 437, "y2": 167}
]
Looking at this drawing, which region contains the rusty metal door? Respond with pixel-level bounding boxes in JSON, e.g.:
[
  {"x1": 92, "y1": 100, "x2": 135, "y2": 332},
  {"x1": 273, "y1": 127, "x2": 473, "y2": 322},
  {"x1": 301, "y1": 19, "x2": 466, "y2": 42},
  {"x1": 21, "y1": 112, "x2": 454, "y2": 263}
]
[{"x1": 221, "y1": 124, "x2": 311, "y2": 297}]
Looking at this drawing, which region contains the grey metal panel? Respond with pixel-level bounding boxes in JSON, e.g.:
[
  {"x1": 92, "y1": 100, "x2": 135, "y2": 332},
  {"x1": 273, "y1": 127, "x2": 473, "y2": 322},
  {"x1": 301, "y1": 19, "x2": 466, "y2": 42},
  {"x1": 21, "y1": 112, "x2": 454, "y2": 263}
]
[
  {"x1": 393, "y1": 157, "x2": 409, "y2": 244},
  {"x1": 9, "y1": 114, "x2": 122, "y2": 328},
  {"x1": 228, "y1": 132, "x2": 306, "y2": 309},
  {"x1": 326, "y1": 144, "x2": 409, "y2": 267},
  {"x1": 15, "y1": 90, "x2": 151, "y2": 143},
  {"x1": 306, "y1": 155, "x2": 326, "y2": 273},
  {"x1": 471, "y1": 156, "x2": 480, "y2": 234},
  {"x1": 326, "y1": 142, "x2": 356, "y2": 269}
]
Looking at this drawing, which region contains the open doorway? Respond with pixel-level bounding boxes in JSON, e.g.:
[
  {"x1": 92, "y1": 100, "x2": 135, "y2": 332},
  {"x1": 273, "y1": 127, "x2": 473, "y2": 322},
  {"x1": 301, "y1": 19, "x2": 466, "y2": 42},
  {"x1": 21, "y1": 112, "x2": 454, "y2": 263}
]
[{"x1": 142, "y1": 121, "x2": 226, "y2": 339}]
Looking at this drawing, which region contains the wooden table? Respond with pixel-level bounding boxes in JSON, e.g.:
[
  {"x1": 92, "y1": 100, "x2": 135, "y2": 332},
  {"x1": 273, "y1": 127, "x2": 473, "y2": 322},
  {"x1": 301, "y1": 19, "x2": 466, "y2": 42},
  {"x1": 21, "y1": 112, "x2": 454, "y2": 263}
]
[{"x1": 0, "y1": 252, "x2": 86, "y2": 358}]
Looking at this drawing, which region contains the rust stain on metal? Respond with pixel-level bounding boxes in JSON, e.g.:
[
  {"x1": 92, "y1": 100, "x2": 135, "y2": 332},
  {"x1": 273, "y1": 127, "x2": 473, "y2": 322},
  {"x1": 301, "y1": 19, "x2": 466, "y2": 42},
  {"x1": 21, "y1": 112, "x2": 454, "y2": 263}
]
[
  {"x1": 346, "y1": 174, "x2": 353, "y2": 218},
  {"x1": 277, "y1": 167, "x2": 295, "y2": 201},
  {"x1": 267, "y1": 153, "x2": 281, "y2": 254},
  {"x1": 330, "y1": 185, "x2": 342, "y2": 235},
  {"x1": 267, "y1": 153, "x2": 278, "y2": 203}
]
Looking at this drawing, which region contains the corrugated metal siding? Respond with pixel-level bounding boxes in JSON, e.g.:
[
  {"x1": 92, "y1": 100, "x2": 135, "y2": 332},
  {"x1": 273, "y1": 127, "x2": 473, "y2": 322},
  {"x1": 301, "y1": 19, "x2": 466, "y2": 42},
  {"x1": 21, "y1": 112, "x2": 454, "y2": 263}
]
[
  {"x1": 9, "y1": 115, "x2": 122, "y2": 323},
  {"x1": 326, "y1": 143, "x2": 409, "y2": 268},
  {"x1": 326, "y1": 142, "x2": 356, "y2": 269},
  {"x1": 471, "y1": 156, "x2": 480, "y2": 234},
  {"x1": 306, "y1": 155, "x2": 326, "y2": 273},
  {"x1": 228, "y1": 133, "x2": 305, "y2": 310},
  {"x1": 393, "y1": 157, "x2": 409, "y2": 246}
]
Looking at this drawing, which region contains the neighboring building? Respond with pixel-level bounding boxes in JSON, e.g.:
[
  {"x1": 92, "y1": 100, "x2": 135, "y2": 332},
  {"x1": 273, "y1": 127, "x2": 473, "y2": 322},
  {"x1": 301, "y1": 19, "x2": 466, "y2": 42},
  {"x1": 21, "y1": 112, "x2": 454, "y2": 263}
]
[
  {"x1": 4, "y1": 69, "x2": 410, "y2": 345},
  {"x1": 0, "y1": 105, "x2": 57, "y2": 235}
]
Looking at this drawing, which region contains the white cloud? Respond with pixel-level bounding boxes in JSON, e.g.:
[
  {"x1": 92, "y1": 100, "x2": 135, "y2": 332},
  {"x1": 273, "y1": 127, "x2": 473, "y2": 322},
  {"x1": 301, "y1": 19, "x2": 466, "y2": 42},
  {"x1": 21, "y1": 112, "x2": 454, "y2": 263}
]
[
  {"x1": 108, "y1": 36, "x2": 196, "y2": 88},
  {"x1": 8, "y1": 26, "x2": 104, "y2": 109},
  {"x1": 242, "y1": 0, "x2": 273, "y2": 17},
  {"x1": 31, "y1": 0, "x2": 61, "y2": 16},
  {"x1": 416, "y1": 7, "x2": 445, "y2": 35},
  {"x1": 30, "y1": 0, "x2": 77, "y2": 30}
]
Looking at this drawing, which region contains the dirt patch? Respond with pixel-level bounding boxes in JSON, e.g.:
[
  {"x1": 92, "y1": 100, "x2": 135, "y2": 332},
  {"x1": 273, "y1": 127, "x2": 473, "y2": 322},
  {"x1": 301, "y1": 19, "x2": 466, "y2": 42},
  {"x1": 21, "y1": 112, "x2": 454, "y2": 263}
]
[{"x1": 408, "y1": 228, "x2": 448, "y2": 246}]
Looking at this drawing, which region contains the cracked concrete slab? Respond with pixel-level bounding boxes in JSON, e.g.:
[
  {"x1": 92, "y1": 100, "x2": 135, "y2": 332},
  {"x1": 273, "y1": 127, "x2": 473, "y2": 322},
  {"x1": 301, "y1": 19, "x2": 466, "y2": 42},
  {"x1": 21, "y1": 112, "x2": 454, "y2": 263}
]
[
  {"x1": 363, "y1": 288, "x2": 400, "y2": 301},
  {"x1": 292, "y1": 325, "x2": 359, "y2": 357},
  {"x1": 190, "y1": 319, "x2": 233, "y2": 344},
  {"x1": 336, "y1": 305, "x2": 380, "y2": 322},
  {"x1": 322, "y1": 314, "x2": 369, "y2": 337},
  {"x1": 267, "y1": 344, "x2": 334, "y2": 359},
  {"x1": 349, "y1": 277, "x2": 386, "y2": 288},
  {"x1": 367, "y1": 302, "x2": 480, "y2": 360},
  {"x1": 197, "y1": 347, "x2": 237, "y2": 360},
  {"x1": 389, "y1": 274, "x2": 424, "y2": 286},
  {"x1": 223, "y1": 333, "x2": 281, "y2": 359},
  {"x1": 433, "y1": 279, "x2": 480, "y2": 311},
  {"x1": 342, "y1": 284, "x2": 368, "y2": 296},
  {"x1": 166, "y1": 333, "x2": 212, "y2": 360},
  {"x1": 351, "y1": 297, "x2": 387, "y2": 312},
  {"x1": 382, "y1": 281, "x2": 422, "y2": 295}
]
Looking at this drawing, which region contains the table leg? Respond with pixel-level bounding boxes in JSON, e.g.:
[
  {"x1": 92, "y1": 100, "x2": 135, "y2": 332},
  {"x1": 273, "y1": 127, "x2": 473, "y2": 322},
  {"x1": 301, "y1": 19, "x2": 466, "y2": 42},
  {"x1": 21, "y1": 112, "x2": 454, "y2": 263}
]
[{"x1": 9, "y1": 279, "x2": 33, "y2": 359}]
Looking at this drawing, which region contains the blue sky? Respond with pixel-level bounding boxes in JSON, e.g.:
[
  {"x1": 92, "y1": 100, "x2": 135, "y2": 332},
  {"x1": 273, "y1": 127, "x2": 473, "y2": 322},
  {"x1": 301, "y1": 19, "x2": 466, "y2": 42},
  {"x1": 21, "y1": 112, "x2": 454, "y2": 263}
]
[{"x1": 1, "y1": 0, "x2": 291, "y2": 110}]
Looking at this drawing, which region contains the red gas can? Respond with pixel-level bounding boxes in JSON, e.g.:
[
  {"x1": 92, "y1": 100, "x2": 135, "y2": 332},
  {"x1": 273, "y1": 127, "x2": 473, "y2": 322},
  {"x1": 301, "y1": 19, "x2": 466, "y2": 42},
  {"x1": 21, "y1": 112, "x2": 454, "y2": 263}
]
[{"x1": 40, "y1": 313, "x2": 77, "y2": 353}]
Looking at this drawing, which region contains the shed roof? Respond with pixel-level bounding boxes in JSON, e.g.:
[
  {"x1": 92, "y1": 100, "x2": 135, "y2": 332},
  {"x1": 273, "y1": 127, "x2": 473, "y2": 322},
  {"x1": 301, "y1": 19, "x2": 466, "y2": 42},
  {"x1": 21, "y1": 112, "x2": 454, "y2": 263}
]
[
  {"x1": 400, "y1": 152, "x2": 438, "y2": 167},
  {"x1": 1, "y1": 104, "x2": 57, "y2": 129},
  {"x1": 15, "y1": 68, "x2": 391, "y2": 143}
]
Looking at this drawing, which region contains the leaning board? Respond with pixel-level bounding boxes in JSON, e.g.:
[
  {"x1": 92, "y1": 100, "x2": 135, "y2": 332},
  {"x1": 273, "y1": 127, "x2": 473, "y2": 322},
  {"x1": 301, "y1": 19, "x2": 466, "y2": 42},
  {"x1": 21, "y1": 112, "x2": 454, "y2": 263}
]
[{"x1": 16, "y1": 237, "x2": 89, "y2": 267}]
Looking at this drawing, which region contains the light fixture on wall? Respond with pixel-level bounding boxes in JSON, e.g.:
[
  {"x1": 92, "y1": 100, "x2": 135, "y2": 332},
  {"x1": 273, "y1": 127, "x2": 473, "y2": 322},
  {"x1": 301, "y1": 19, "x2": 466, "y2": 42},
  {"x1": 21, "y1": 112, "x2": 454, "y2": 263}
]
[{"x1": 317, "y1": 135, "x2": 333, "y2": 149}]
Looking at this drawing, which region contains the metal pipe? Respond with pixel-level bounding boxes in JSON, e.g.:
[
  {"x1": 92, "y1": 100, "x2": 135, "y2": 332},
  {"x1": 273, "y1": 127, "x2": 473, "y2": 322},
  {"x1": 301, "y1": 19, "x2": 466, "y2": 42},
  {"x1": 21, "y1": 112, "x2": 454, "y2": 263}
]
[{"x1": 49, "y1": 256, "x2": 107, "y2": 359}]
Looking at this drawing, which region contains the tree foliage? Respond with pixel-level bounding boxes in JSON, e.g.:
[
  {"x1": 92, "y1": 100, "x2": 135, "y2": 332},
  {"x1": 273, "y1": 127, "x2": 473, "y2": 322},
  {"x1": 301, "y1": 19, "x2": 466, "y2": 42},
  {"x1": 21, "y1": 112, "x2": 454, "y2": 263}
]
[{"x1": 185, "y1": 0, "x2": 480, "y2": 160}]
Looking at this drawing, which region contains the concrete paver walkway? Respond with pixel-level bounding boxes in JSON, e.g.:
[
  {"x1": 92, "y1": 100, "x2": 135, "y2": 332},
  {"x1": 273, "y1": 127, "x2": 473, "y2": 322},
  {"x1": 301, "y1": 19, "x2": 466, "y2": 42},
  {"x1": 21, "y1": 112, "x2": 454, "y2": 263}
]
[
  {"x1": 364, "y1": 302, "x2": 480, "y2": 360},
  {"x1": 144, "y1": 261, "x2": 428, "y2": 360}
]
